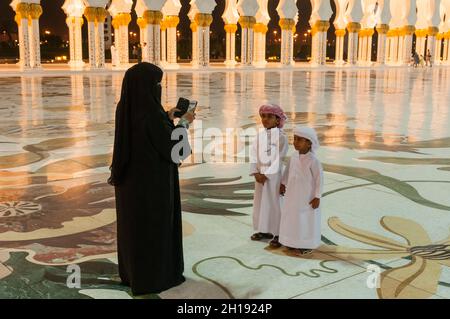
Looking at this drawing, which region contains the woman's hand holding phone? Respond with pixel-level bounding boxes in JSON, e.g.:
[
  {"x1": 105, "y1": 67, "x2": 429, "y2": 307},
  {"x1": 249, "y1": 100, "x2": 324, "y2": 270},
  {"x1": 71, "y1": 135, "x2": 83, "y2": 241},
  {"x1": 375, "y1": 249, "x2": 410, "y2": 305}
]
[
  {"x1": 168, "y1": 108, "x2": 181, "y2": 121},
  {"x1": 182, "y1": 110, "x2": 195, "y2": 124}
]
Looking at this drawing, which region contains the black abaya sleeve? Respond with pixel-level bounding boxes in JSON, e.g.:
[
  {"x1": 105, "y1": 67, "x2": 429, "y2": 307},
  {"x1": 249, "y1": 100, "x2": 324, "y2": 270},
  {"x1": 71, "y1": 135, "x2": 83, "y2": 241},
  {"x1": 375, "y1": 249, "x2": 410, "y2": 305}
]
[{"x1": 146, "y1": 107, "x2": 188, "y2": 164}]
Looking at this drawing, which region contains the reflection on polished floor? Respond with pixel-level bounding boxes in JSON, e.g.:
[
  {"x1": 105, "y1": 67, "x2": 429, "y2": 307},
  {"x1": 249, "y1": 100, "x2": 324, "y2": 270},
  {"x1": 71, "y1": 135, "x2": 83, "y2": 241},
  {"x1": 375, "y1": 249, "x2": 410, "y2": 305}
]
[{"x1": 0, "y1": 68, "x2": 449, "y2": 299}]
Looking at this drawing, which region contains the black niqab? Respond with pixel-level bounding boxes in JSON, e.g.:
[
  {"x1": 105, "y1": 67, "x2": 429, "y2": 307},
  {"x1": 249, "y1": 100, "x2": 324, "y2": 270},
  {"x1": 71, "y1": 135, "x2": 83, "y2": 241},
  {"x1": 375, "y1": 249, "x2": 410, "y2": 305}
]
[{"x1": 109, "y1": 62, "x2": 163, "y2": 186}]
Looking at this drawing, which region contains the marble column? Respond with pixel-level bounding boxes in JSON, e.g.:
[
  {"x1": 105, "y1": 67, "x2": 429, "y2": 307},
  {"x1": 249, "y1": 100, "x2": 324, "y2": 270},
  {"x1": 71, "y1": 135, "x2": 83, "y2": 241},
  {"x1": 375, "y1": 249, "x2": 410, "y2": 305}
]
[
  {"x1": 387, "y1": 28, "x2": 400, "y2": 64},
  {"x1": 65, "y1": 16, "x2": 84, "y2": 68},
  {"x1": 96, "y1": 8, "x2": 107, "y2": 68},
  {"x1": 143, "y1": 10, "x2": 164, "y2": 65},
  {"x1": 166, "y1": 16, "x2": 180, "y2": 68},
  {"x1": 12, "y1": 2, "x2": 43, "y2": 69},
  {"x1": 13, "y1": 2, "x2": 31, "y2": 69},
  {"x1": 190, "y1": 21, "x2": 198, "y2": 66},
  {"x1": 358, "y1": 29, "x2": 374, "y2": 64},
  {"x1": 311, "y1": 20, "x2": 330, "y2": 66},
  {"x1": 427, "y1": 27, "x2": 439, "y2": 64},
  {"x1": 84, "y1": 7, "x2": 107, "y2": 69},
  {"x1": 376, "y1": 24, "x2": 389, "y2": 65},
  {"x1": 415, "y1": 29, "x2": 427, "y2": 56},
  {"x1": 279, "y1": 18, "x2": 295, "y2": 66},
  {"x1": 347, "y1": 22, "x2": 361, "y2": 65},
  {"x1": 194, "y1": 13, "x2": 213, "y2": 67},
  {"x1": 434, "y1": 33, "x2": 443, "y2": 64},
  {"x1": 402, "y1": 26, "x2": 415, "y2": 65},
  {"x1": 112, "y1": 13, "x2": 131, "y2": 66},
  {"x1": 335, "y1": 29, "x2": 345, "y2": 65},
  {"x1": 239, "y1": 16, "x2": 256, "y2": 66},
  {"x1": 160, "y1": 18, "x2": 167, "y2": 65},
  {"x1": 28, "y1": 3, "x2": 42, "y2": 68},
  {"x1": 137, "y1": 17, "x2": 147, "y2": 62},
  {"x1": 225, "y1": 24, "x2": 238, "y2": 66},
  {"x1": 443, "y1": 32, "x2": 450, "y2": 64}
]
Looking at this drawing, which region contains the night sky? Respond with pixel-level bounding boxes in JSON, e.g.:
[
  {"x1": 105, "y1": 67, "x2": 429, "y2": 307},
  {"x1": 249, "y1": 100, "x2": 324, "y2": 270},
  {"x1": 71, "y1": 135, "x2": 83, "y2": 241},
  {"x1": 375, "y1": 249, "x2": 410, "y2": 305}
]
[{"x1": 1, "y1": 0, "x2": 318, "y2": 41}]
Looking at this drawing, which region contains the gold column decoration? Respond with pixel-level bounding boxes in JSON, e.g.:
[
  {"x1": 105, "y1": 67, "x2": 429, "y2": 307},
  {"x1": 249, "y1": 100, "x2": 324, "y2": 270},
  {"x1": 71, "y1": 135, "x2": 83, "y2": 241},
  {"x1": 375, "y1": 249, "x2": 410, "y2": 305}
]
[
  {"x1": 166, "y1": 16, "x2": 180, "y2": 28},
  {"x1": 238, "y1": 16, "x2": 256, "y2": 29},
  {"x1": 190, "y1": 22, "x2": 197, "y2": 32},
  {"x1": 415, "y1": 29, "x2": 428, "y2": 38},
  {"x1": 253, "y1": 23, "x2": 268, "y2": 34},
  {"x1": 14, "y1": 2, "x2": 30, "y2": 26},
  {"x1": 66, "y1": 16, "x2": 84, "y2": 27},
  {"x1": 445, "y1": 31, "x2": 450, "y2": 39},
  {"x1": 335, "y1": 29, "x2": 346, "y2": 37},
  {"x1": 194, "y1": 13, "x2": 213, "y2": 27},
  {"x1": 95, "y1": 8, "x2": 108, "y2": 26},
  {"x1": 160, "y1": 18, "x2": 168, "y2": 32},
  {"x1": 28, "y1": 3, "x2": 43, "y2": 22},
  {"x1": 84, "y1": 7, "x2": 108, "y2": 26},
  {"x1": 112, "y1": 13, "x2": 131, "y2": 29},
  {"x1": 137, "y1": 17, "x2": 146, "y2": 29},
  {"x1": 15, "y1": 14, "x2": 22, "y2": 26},
  {"x1": 376, "y1": 24, "x2": 389, "y2": 34},
  {"x1": 15, "y1": 2, "x2": 30, "y2": 25},
  {"x1": 112, "y1": 16, "x2": 120, "y2": 29},
  {"x1": 402, "y1": 25, "x2": 416, "y2": 36},
  {"x1": 387, "y1": 28, "x2": 400, "y2": 37},
  {"x1": 311, "y1": 20, "x2": 330, "y2": 36},
  {"x1": 427, "y1": 27, "x2": 439, "y2": 37},
  {"x1": 84, "y1": 7, "x2": 97, "y2": 23},
  {"x1": 225, "y1": 24, "x2": 238, "y2": 33},
  {"x1": 279, "y1": 18, "x2": 296, "y2": 31},
  {"x1": 359, "y1": 29, "x2": 374, "y2": 37},
  {"x1": 144, "y1": 10, "x2": 163, "y2": 25},
  {"x1": 346, "y1": 22, "x2": 361, "y2": 33}
]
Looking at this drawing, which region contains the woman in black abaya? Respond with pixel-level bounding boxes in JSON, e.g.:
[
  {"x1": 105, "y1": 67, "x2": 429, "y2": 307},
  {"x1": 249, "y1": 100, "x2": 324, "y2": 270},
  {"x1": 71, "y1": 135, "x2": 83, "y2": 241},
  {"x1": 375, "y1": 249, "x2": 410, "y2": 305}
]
[{"x1": 108, "y1": 63, "x2": 194, "y2": 295}]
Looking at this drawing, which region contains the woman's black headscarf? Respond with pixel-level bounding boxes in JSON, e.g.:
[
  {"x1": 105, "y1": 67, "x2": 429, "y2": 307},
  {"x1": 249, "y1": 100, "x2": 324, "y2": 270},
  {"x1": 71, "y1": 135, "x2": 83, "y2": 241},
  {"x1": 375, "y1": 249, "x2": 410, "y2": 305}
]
[{"x1": 108, "y1": 63, "x2": 164, "y2": 186}]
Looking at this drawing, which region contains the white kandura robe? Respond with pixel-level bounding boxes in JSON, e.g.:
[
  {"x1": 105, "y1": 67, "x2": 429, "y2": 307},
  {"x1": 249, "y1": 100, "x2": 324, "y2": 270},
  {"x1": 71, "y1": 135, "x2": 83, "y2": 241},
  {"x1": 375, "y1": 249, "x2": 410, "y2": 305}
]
[
  {"x1": 250, "y1": 128, "x2": 288, "y2": 235},
  {"x1": 279, "y1": 152, "x2": 323, "y2": 249}
]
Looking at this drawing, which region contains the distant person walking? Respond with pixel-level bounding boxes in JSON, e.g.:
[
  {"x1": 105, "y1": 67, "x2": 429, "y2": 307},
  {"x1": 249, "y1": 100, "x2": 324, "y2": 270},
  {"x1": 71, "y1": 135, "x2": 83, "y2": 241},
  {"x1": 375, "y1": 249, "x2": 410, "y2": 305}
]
[
  {"x1": 132, "y1": 46, "x2": 138, "y2": 61},
  {"x1": 426, "y1": 49, "x2": 432, "y2": 67},
  {"x1": 419, "y1": 54, "x2": 426, "y2": 67},
  {"x1": 137, "y1": 45, "x2": 142, "y2": 63},
  {"x1": 413, "y1": 51, "x2": 420, "y2": 68}
]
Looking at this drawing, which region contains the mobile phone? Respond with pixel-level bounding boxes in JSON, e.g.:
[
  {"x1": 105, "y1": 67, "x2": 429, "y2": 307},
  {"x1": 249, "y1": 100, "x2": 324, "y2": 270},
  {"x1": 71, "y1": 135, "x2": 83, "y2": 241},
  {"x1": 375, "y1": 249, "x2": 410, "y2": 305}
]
[{"x1": 174, "y1": 98, "x2": 190, "y2": 118}]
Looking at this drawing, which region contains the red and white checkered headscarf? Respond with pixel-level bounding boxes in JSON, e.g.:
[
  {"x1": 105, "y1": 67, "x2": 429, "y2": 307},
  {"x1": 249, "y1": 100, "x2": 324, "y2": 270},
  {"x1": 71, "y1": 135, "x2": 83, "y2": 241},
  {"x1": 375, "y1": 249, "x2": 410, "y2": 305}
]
[{"x1": 259, "y1": 104, "x2": 287, "y2": 128}]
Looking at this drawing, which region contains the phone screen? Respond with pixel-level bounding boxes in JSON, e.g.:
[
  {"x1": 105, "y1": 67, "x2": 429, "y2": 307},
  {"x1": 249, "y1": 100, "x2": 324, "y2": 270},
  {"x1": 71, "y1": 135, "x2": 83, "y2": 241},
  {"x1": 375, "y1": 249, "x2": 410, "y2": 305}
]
[{"x1": 188, "y1": 100, "x2": 198, "y2": 113}]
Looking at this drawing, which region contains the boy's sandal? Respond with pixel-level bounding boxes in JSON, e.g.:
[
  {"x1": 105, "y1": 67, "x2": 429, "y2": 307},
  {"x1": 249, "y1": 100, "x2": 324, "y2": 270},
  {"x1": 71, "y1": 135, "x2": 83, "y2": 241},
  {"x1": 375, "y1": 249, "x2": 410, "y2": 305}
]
[
  {"x1": 300, "y1": 249, "x2": 313, "y2": 255},
  {"x1": 250, "y1": 233, "x2": 261, "y2": 240},
  {"x1": 251, "y1": 233, "x2": 264, "y2": 241},
  {"x1": 287, "y1": 248, "x2": 302, "y2": 255},
  {"x1": 269, "y1": 236, "x2": 282, "y2": 248},
  {"x1": 251, "y1": 233, "x2": 273, "y2": 241}
]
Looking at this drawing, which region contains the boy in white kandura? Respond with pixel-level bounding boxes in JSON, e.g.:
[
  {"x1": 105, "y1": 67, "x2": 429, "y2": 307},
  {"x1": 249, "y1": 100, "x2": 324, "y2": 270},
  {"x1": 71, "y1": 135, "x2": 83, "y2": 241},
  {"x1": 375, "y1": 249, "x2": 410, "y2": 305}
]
[
  {"x1": 279, "y1": 126, "x2": 323, "y2": 255},
  {"x1": 250, "y1": 104, "x2": 288, "y2": 248}
]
